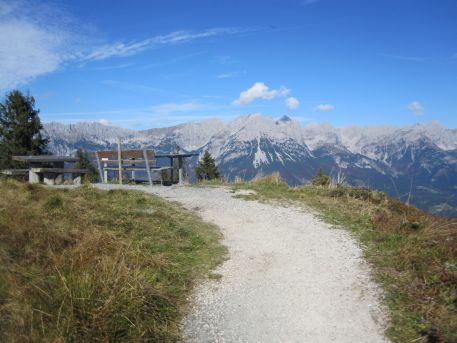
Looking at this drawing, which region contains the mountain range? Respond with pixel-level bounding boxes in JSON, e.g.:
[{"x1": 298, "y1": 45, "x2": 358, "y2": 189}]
[{"x1": 43, "y1": 114, "x2": 457, "y2": 217}]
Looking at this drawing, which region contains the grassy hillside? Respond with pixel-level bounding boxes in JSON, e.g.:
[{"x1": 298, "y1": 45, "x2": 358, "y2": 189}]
[
  {"x1": 0, "y1": 180, "x2": 226, "y2": 342},
  {"x1": 203, "y1": 174, "x2": 457, "y2": 343}
]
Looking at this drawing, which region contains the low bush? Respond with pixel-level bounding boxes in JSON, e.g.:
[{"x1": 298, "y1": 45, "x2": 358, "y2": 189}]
[{"x1": 250, "y1": 172, "x2": 285, "y2": 186}]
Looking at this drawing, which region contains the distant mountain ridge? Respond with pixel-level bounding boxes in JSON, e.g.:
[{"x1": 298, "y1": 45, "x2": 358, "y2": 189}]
[{"x1": 44, "y1": 114, "x2": 457, "y2": 217}]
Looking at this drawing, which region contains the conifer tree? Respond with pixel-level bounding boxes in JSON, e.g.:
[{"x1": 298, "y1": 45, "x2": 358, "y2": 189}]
[
  {"x1": 195, "y1": 150, "x2": 219, "y2": 181},
  {"x1": 0, "y1": 90, "x2": 48, "y2": 169},
  {"x1": 312, "y1": 167, "x2": 330, "y2": 187}
]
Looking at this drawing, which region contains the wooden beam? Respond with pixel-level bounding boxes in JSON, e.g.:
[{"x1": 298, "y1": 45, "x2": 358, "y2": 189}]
[
  {"x1": 0, "y1": 169, "x2": 29, "y2": 175},
  {"x1": 30, "y1": 168, "x2": 89, "y2": 173},
  {"x1": 178, "y1": 156, "x2": 184, "y2": 185},
  {"x1": 94, "y1": 149, "x2": 155, "y2": 159},
  {"x1": 118, "y1": 138, "x2": 122, "y2": 185},
  {"x1": 94, "y1": 152, "x2": 104, "y2": 183},
  {"x1": 143, "y1": 149, "x2": 153, "y2": 187}
]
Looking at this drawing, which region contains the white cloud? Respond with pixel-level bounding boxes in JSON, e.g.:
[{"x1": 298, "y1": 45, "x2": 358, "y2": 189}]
[
  {"x1": 286, "y1": 97, "x2": 299, "y2": 110},
  {"x1": 0, "y1": 1, "x2": 82, "y2": 90},
  {"x1": 99, "y1": 119, "x2": 110, "y2": 125},
  {"x1": 0, "y1": 1, "x2": 252, "y2": 90},
  {"x1": 84, "y1": 28, "x2": 248, "y2": 62},
  {"x1": 151, "y1": 102, "x2": 200, "y2": 116},
  {"x1": 408, "y1": 101, "x2": 424, "y2": 116},
  {"x1": 216, "y1": 70, "x2": 246, "y2": 79},
  {"x1": 233, "y1": 82, "x2": 290, "y2": 105},
  {"x1": 314, "y1": 104, "x2": 335, "y2": 111}
]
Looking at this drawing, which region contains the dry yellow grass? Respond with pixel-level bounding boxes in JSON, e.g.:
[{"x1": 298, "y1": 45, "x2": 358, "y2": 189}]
[{"x1": 0, "y1": 179, "x2": 226, "y2": 342}]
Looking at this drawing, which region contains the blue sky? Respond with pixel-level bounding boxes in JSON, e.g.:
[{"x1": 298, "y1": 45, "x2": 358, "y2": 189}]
[{"x1": 0, "y1": 0, "x2": 456, "y2": 129}]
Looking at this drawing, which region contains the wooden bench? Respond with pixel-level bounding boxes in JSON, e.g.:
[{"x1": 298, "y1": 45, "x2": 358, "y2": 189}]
[
  {"x1": 12, "y1": 156, "x2": 88, "y2": 185},
  {"x1": 93, "y1": 149, "x2": 157, "y2": 185}
]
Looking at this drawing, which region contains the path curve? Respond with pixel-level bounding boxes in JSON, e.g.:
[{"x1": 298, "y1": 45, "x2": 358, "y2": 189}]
[{"x1": 96, "y1": 185, "x2": 388, "y2": 343}]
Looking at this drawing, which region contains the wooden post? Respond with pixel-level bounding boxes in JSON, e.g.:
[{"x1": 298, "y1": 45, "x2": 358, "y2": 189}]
[
  {"x1": 94, "y1": 152, "x2": 104, "y2": 183},
  {"x1": 178, "y1": 156, "x2": 184, "y2": 185},
  {"x1": 143, "y1": 149, "x2": 153, "y2": 187},
  {"x1": 118, "y1": 138, "x2": 122, "y2": 185},
  {"x1": 103, "y1": 159, "x2": 108, "y2": 183},
  {"x1": 169, "y1": 157, "x2": 174, "y2": 183}
]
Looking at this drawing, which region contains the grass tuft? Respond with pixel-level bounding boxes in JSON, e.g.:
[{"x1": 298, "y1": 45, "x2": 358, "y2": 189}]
[{"x1": 0, "y1": 180, "x2": 226, "y2": 342}]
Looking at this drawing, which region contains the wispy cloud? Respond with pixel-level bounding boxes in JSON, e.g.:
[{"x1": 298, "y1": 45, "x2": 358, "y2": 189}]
[
  {"x1": 101, "y1": 79, "x2": 190, "y2": 98},
  {"x1": 0, "y1": 0, "x2": 255, "y2": 90},
  {"x1": 233, "y1": 82, "x2": 290, "y2": 105},
  {"x1": 147, "y1": 102, "x2": 202, "y2": 117},
  {"x1": 0, "y1": 0, "x2": 85, "y2": 90},
  {"x1": 213, "y1": 55, "x2": 237, "y2": 65},
  {"x1": 216, "y1": 70, "x2": 246, "y2": 79},
  {"x1": 88, "y1": 63, "x2": 133, "y2": 71},
  {"x1": 408, "y1": 101, "x2": 424, "y2": 116},
  {"x1": 101, "y1": 80, "x2": 163, "y2": 93},
  {"x1": 43, "y1": 102, "x2": 239, "y2": 128},
  {"x1": 83, "y1": 28, "x2": 250, "y2": 62},
  {"x1": 314, "y1": 104, "x2": 335, "y2": 111},
  {"x1": 380, "y1": 53, "x2": 431, "y2": 62}
]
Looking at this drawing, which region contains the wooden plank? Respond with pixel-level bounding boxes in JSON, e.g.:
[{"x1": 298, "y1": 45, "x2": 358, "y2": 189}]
[
  {"x1": 95, "y1": 159, "x2": 155, "y2": 165},
  {"x1": 13, "y1": 155, "x2": 78, "y2": 163},
  {"x1": 125, "y1": 149, "x2": 155, "y2": 159},
  {"x1": 155, "y1": 153, "x2": 198, "y2": 158},
  {"x1": 94, "y1": 149, "x2": 155, "y2": 159},
  {"x1": 93, "y1": 150, "x2": 118, "y2": 159},
  {"x1": 31, "y1": 168, "x2": 89, "y2": 173},
  {"x1": 103, "y1": 167, "x2": 171, "y2": 171},
  {"x1": 1, "y1": 169, "x2": 29, "y2": 175}
]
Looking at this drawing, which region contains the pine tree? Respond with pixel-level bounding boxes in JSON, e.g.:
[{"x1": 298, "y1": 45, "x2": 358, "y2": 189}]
[
  {"x1": 195, "y1": 150, "x2": 219, "y2": 181},
  {"x1": 0, "y1": 90, "x2": 48, "y2": 169},
  {"x1": 75, "y1": 148, "x2": 99, "y2": 182},
  {"x1": 312, "y1": 168, "x2": 330, "y2": 187}
]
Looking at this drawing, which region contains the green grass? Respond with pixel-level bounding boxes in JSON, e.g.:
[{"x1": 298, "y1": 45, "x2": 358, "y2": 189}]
[
  {"x1": 0, "y1": 179, "x2": 226, "y2": 342},
  {"x1": 228, "y1": 175, "x2": 457, "y2": 343}
]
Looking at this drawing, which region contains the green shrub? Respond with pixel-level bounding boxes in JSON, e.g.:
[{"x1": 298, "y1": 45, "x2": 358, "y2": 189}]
[{"x1": 312, "y1": 168, "x2": 330, "y2": 187}]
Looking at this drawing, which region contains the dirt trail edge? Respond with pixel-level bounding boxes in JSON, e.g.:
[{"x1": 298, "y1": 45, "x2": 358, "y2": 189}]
[{"x1": 96, "y1": 185, "x2": 389, "y2": 343}]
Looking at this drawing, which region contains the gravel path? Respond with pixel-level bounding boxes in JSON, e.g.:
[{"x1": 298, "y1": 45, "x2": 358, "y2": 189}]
[{"x1": 96, "y1": 184, "x2": 388, "y2": 343}]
